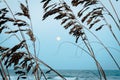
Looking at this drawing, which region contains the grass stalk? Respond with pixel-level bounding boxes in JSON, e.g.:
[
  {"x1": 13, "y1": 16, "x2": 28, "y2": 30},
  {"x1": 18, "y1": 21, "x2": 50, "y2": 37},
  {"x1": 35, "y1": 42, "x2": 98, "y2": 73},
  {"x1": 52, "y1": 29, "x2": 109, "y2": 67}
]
[
  {"x1": 0, "y1": 60, "x2": 8, "y2": 80},
  {"x1": 2, "y1": 1, "x2": 65, "y2": 80},
  {"x1": 74, "y1": 0, "x2": 120, "y2": 69},
  {"x1": 102, "y1": 16, "x2": 120, "y2": 46},
  {"x1": 109, "y1": 25, "x2": 120, "y2": 46},
  {"x1": 24, "y1": 0, "x2": 37, "y2": 57},
  {"x1": 39, "y1": 67, "x2": 47, "y2": 80},
  {"x1": 108, "y1": 0, "x2": 120, "y2": 24},
  {"x1": 3, "y1": 0, "x2": 31, "y2": 58},
  {"x1": 58, "y1": 41, "x2": 107, "y2": 80},
  {"x1": 34, "y1": 56, "x2": 67, "y2": 80},
  {"x1": 0, "y1": 68, "x2": 5, "y2": 80},
  {"x1": 0, "y1": 34, "x2": 21, "y2": 44},
  {"x1": 3, "y1": 1, "x2": 40, "y2": 80},
  {"x1": 81, "y1": 35, "x2": 106, "y2": 80},
  {"x1": 58, "y1": 1, "x2": 108, "y2": 79},
  {"x1": 98, "y1": 0, "x2": 120, "y2": 30},
  {"x1": 82, "y1": 25, "x2": 120, "y2": 70}
]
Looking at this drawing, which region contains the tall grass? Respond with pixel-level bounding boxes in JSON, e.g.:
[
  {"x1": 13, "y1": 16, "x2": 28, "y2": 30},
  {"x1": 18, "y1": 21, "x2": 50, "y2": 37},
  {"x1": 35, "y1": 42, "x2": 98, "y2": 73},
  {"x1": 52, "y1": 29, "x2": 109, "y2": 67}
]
[
  {"x1": 0, "y1": 0, "x2": 119, "y2": 80},
  {"x1": 41, "y1": 0, "x2": 120, "y2": 80},
  {"x1": 0, "y1": 0, "x2": 66, "y2": 80}
]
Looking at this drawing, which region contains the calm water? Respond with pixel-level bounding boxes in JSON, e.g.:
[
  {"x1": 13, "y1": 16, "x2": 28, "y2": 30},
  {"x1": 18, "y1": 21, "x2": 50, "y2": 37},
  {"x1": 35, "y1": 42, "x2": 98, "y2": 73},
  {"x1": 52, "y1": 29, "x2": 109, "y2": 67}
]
[{"x1": 0, "y1": 70, "x2": 120, "y2": 80}]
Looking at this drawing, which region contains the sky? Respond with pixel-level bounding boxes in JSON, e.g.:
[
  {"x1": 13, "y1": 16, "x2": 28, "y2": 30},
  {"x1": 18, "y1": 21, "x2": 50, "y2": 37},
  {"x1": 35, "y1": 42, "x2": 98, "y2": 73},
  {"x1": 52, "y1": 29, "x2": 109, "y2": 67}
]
[{"x1": 0, "y1": 0, "x2": 120, "y2": 70}]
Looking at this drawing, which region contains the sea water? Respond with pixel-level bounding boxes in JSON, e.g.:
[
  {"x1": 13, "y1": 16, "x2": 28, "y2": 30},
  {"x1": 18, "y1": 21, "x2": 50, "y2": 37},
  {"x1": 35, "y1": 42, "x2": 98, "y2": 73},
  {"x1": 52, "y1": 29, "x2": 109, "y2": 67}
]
[{"x1": 0, "y1": 70, "x2": 120, "y2": 80}]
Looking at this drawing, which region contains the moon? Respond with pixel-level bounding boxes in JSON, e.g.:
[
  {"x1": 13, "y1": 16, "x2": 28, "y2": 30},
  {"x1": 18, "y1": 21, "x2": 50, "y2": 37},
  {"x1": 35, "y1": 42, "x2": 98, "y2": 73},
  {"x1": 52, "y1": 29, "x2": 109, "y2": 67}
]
[{"x1": 56, "y1": 36, "x2": 61, "y2": 41}]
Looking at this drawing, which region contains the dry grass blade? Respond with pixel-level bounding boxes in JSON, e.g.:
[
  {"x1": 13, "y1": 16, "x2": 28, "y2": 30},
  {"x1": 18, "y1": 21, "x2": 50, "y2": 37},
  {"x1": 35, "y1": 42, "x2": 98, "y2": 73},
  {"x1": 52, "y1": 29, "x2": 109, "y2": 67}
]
[
  {"x1": 1, "y1": 40, "x2": 25, "y2": 61},
  {"x1": 64, "y1": 21, "x2": 75, "y2": 29},
  {"x1": 15, "y1": 12, "x2": 24, "y2": 16},
  {"x1": 14, "y1": 66, "x2": 22, "y2": 70},
  {"x1": 61, "y1": 18, "x2": 69, "y2": 25},
  {"x1": 0, "y1": 8, "x2": 11, "y2": 26},
  {"x1": 96, "y1": 24, "x2": 104, "y2": 31},
  {"x1": 45, "y1": 69, "x2": 52, "y2": 74},
  {"x1": 0, "y1": 20, "x2": 8, "y2": 26},
  {"x1": 6, "y1": 52, "x2": 25, "y2": 68},
  {"x1": 15, "y1": 71, "x2": 25, "y2": 75},
  {"x1": 71, "y1": 0, "x2": 84, "y2": 6},
  {"x1": 0, "y1": 26, "x2": 7, "y2": 33},
  {"x1": 0, "y1": 8, "x2": 8, "y2": 18},
  {"x1": 63, "y1": 2, "x2": 72, "y2": 11},
  {"x1": 0, "y1": 46, "x2": 9, "y2": 53},
  {"x1": 89, "y1": 19, "x2": 101, "y2": 29},
  {"x1": 0, "y1": 8, "x2": 8, "y2": 12},
  {"x1": 41, "y1": 0, "x2": 51, "y2": 8},
  {"x1": 5, "y1": 29, "x2": 27, "y2": 34},
  {"x1": 54, "y1": 12, "x2": 66, "y2": 20},
  {"x1": 43, "y1": 6, "x2": 62, "y2": 20},
  {"x1": 78, "y1": 7, "x2": 90, "y2": 17},
  {"x1": 10, "y1": 40, "x2": 25, "y2": 53},
  {"x1": 20, "y1": 3, "x2": 30, "y2": 19},
  {"x1": 26, "y1": 29, "x2": 36, "y2": 42},
  {"x1": 32, "y1": 63, "x2": 39, "y2": 74},
  {"x1": 82, "y1": 12, "x2": 91, "y2": 22},
  {"x1": 69, "y1": 25, "x2": 84, "y2": 42},
  {"x1": 92, "y1": 10, "x2": 102, "y2": 16},
  {"x1": 27, "y1": 62, "x2": 34, "y2": 73},
  {"x1": 19, "y1": 57, "x2": 33, "y2": 69},
  {"x1": 44, "y1": 3, "x2": 57, "y2": 11},
  {"x1": 87, "y1": 17, "x2": 93, "y2": 25},
  {"x1": 14, "y1": 19, "x2": 28, "y2": 27},
  {"x1": 84, "y1": 1, "x2": 98, "y2": 7},
  {"x1": 17, "y1": 74, "x2": 26, "y2": 80}
]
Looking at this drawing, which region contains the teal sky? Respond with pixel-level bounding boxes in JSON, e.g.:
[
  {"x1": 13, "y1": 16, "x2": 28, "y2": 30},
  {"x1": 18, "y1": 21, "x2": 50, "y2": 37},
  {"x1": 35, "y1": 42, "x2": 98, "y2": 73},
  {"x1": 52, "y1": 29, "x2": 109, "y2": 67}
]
[{"x1": 1, "y1": 0, "x2": 120, "y2": 70}]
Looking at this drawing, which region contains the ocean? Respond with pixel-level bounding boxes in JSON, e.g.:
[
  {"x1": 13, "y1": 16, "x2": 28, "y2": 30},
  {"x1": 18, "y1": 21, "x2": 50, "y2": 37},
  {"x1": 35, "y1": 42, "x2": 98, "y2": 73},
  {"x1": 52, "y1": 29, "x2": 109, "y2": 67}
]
[{"x1": 0, "y1": 70, "x2": 120, "y2": 80}]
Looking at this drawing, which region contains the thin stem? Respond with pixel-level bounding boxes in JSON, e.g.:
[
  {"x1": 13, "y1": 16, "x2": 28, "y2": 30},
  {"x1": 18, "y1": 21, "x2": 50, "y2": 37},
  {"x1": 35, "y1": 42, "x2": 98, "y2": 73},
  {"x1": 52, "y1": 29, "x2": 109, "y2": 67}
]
[
  {"x1": 108, "y1": 0, "x2": 120, "y2": 24},
  {"x1": 25, "y1": 1, "x2": 39, "y2": 78},
  {"x1": 73, "y1": 2, "x2": 120, "y2": 69},
  {"x1": 34, "y1": 56, "x2": 66, "y2": 80},
  {"x1": 103, "y1": 17, "x2": 120, "y2": 46},
  {"x1": 3, "y1": 0, "x2": 15, "y2": 20},
  {"x1": 25, "y1": 0, "x2": 33, "y2": 30},
  {"x1": 0, "y1": 34, "x2": 21, "y2": 44},
  {"x1": 0, "y1": 60, "x2": 8, "y2": 80},
  {"x1": 81, "y1": 36, "x2": 103, "y2": 80},
  {"x1": 0, "y1": 68, "x2": 5, "y2": 80},
  {"x1": 3, "y1": 0, "x2": 31, "y2": 57},
  {"x1": 39, "y1": 67, "x2": 47, "y2": 80},
  {"x1": 34, "y1": 35, "x2": 41, "y2": 57},
  {"x1": 58, "y1": 41, "x2": 105, "y2": 80},
  {"x1": 3, "y1": 1, "x2": 40, "y2": 80},
  {"x1": 98, "y1": 0, "x2": 120, "y2": 30},
  {"x1": 94, "y1": 1, "x2": 120, "y2": 46},
  {"x1": 1, "y1": 1, "x2": 65, "y2": 80},
  {"x1": 82, "y1": 25, "x2": 120, "y2": 70},
  {"x1": 6, "y1": 68, "x2": 11, "y2": 80},
  {"x1": 25, "y1": 0, "x2": 37, "y2": 57},
  {"x1": 36, "y1": 68, "x2": 40, "y2": 80},
  {"x1": 86, "y1": 0, "x2": 120, "y2": 69},
  {"x1": 109, "y1": 25, "x2": 120, "y2": 46},
  {"x1": 59, "y1": 1, "x2": 107, "y2": 79}
]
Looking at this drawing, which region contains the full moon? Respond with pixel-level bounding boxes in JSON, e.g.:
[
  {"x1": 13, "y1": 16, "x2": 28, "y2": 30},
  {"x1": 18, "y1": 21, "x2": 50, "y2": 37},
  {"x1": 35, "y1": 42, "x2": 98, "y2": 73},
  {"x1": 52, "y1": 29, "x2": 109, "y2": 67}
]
[{"x1": 56, "y1": 36, "x2": 61, "y2": 41}]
